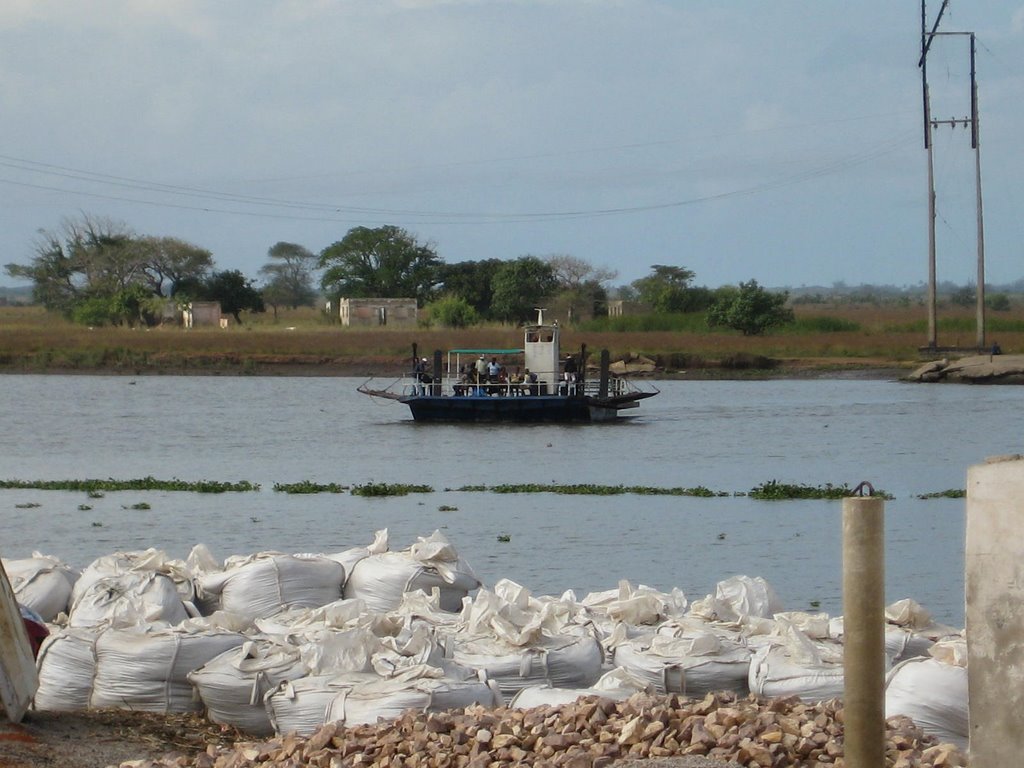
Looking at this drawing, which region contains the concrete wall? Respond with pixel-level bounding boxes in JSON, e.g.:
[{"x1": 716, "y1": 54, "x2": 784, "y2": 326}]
[
  {"x1": 338, "y1": 298, "x2": 417, "y2": 327},
  {"x1": 183, "y1": 301, "x2": 223, "y2": 328},
  {"x1": 965, "y1": 454, "x2": 1024, "y2": 765}
]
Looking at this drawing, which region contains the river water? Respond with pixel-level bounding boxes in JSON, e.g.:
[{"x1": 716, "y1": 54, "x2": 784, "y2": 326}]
[{"x1": 3, "y1": 374, "x2": 1022, "y2": 627}]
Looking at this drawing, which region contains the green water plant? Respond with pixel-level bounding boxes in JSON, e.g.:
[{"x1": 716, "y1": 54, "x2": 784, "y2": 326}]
[
  {"x1": 455, "y1": 483, "x2": 725, "y2": 497},
  {"x1": 351, "y1": 482, "x2": 434, "y2": 497},
  {"x1": 749, "y1": 480, "x2": 893, "y2": 500},
  {"x1": 917, "y1": 489, "x2": 966, "y2": 499},
  {"x1": 273, "y1": 481, "x2": 349, "y2": 494},
  {"x1": 0, "y1": 477, "x2": 258, "y2": 493}
]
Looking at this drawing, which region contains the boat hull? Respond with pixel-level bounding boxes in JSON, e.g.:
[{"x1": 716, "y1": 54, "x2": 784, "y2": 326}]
[
  {"x1": 403, "y1": 394, "x2": 593, "y2": 423},
  {"x1": 399, "y1": 390, "x2": 656, "y2": 423}
]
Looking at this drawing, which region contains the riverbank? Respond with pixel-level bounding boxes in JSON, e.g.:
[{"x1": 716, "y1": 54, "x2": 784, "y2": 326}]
[
  {"x1": 0, "y1": 352, "x2": 913, "y2": 380},
  {"x1": 0, "y1": 303, "x2": 981, "y2": 380}
]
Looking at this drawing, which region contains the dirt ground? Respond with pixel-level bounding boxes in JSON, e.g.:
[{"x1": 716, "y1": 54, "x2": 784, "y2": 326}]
[{"x1": 0, "y1": 710, "x2": 240, "y2": 768}]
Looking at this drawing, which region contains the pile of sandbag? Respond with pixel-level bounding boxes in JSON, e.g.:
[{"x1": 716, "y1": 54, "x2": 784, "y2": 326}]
[{"x1": 8, "y1": 538, "x2": 969, "y2": 746}]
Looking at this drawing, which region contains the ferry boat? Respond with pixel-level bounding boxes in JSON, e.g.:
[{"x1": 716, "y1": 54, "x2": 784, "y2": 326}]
[{"x1": 357, "y1": 310, "x2": 658, "y2": 423}]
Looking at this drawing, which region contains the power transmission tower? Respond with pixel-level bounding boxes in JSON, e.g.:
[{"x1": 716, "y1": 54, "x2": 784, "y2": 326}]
[{"x1": 918, "y1": 1, "x2": 986, "y2": 352}]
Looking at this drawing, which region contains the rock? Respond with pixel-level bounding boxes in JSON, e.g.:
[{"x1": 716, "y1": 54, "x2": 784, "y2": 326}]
[{"x1": 117, "y1": 692, "x2": 969, "y2": 768}]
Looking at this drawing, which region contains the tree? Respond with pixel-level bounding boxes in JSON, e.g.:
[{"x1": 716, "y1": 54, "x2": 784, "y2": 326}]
[
  {"x1": 259, "y1": 242, "x2": 318, "y2": 317},
  {"x1": 546, "y1": 254, "x2": 616, "y2": 323},
  {"x1": 438, "y1": 258, "x2": 505, "y2": 319},
  {"x1": 202, "y1": 270, "x2": 265, "y2": 323},
  {"x1": 318, "y1": 226, "x2": 441, "y2": 305},
  {"x1": 137, "y1": 237, "x2": 213, "y2": 298},
  {"x1": 5, "y1": 215, "x2": 213, "y2": 325},
  {"x1": 5, "y1": 215, "x2": 140, "y2": 316},
  {"x1": 631, "y1": 264, "x2": 710, "y2": 313},
  {"x1": 706, "y1": 279, "x2": 795, "y2": 335},
  {"x1": 490, "y1": 256, "x2": 559, "y2": 324}
]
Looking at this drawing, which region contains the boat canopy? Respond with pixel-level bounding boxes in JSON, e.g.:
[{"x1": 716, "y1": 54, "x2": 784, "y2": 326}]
[{"x1": 448, "y1": 348, "x2": 524, "y2": 355}]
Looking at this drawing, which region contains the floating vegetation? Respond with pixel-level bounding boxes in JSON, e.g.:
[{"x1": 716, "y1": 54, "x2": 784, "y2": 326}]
[
  {"x1": 496, "y1": 534, "x2": 511, "y2": 542},
  {"x1": 749, "y1": 480, "x2": 893, "y2": 501},
  {"x1": 78, "y1": 504, "x2": 92, "y2": 511},
  {"x1": 917, "y1": 489, "x2": 966, "y2": 499},
  {"x1": 438, "y1": 505, "x2": 458, "y2": 511},
  {"x1": 0, "y1": 477, "x2": 258, "y2": 493},
  {"x1": 273, "y1": 481, "x2": 348, "y2": 494},
  {"x1": 124, "y1": 502, "x2": 151, "y2": 510},
  {"x1": 456, "y1": 483, "x2": 726, "y2": 497},
  {"x1": 87, "y1": 490, "x2": 105, "y2": 499},
  {"x1": 91, "y1": 521, "x2": 102, "y2": 527},
  {"x1": 15, "y1": 502, "x2": 41, "y2": 509},
  {"x1": 351, "y1": 482, "x2": 434, "y2": 497}
]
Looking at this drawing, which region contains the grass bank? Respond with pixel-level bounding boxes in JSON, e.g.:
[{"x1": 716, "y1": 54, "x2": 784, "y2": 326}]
[{"x1": 0, "y1": 303, "x2": 1017, "y2": 377}]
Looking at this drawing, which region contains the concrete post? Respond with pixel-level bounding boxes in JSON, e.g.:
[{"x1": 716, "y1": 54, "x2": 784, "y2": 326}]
[
  {"x1": 966, "y1": 454, "x2": 1024, "y2": 765},
  {"x1": 842, "y1": 495, "x2": 886, "y2": 768}
]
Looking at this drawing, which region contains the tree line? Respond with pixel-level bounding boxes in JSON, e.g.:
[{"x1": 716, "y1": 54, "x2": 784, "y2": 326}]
[{"x1": 4, "y1": 215, "x2": 792, "y2": 334}]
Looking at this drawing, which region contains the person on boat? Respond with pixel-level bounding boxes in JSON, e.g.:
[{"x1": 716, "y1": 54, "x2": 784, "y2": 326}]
[
  {"x1": 510, "y1": 367, "x2": 524, "y2": 396},
  {"x1": 563, "y1": 354, "x2": 578, "y2": 395},
  {"x1": 453, "y1": 365, "x2": 469, "y2": 396},
  {"x1": 486, "y1": 357, "x2": 501, "y2": 394},
  {"x1": 414, "y1": 357, "x2": 432, "y2": 395},
  {"x1": 523, "y1": 368, "x2": 538, "y2": 396}
]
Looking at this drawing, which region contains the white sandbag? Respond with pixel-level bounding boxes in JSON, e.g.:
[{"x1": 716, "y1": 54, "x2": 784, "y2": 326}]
[
  {"x1": 188, "y1": 639, "x2": 307, "y2": 735},
  {"x1": 510, "y1": 666, "x2": 652, "y2": 709},
  {"x1": 689, "y1": 575, "x2": 783, "y2": 622},
  {"x1": 748, "y1": 628, "x2": 847, "y2": 702},
  {"x1": 449, "y1": 630, "x2": 603, "y2": 697},
  {"x1": 90, "y1": 625, "x2": 246, "y2": 712},
  {"x1": 885, "y1": 655, "x2": 968, "y2": 750},
  {"x1": 322, "y1": 528, "x2": 390, "y2": 586},
  {"x1": 443, "y1": 579, "x2": 603, "y2": 696},
  {"x1": 198, "y1": 552, "x2": 345, "y2": 620},
  {"x1": 580, "y1": 580, "x2": 688, "y2": 627},
  {"x1": 186, "y1": 543, "x2": 224, "y2": 615},
  {"x1": 343, "y1": 531, "x2": 480, "y2": 613},
  {"x1": 33, "y1": 626, "x2": 103, "y2": 711},
  {"x1": 265, "y1": 668, "x2": 499, "y2": 737},
  {"x1": 72, "y1": 548, "x2": 196, "y2": 606},
  {"x1": 68, "y1": 571, "x2": 189, "y2": 628},
  {"x1": 611, "y1": 630, "x2": 752, "y2": 696},
  {"x1": 828, "y1": 616, "x2": 935, "y2": 663},
  {"x1": 2, "y1": 553, "x2": 79, "y2": 621}
]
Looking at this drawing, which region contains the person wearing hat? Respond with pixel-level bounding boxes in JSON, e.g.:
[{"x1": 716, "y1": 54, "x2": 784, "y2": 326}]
[{"x1": 413, "y1": 356, "x2": 431, "y2": 395}]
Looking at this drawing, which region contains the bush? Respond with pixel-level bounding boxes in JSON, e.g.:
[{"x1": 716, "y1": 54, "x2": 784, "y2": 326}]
[
  {"x1": 707, "y1": 280, "x2": 795, "y2": 335},
  {"x1": 71, "y1": 298, "x2": 115, "y2": 327},
  {"x1": 427, "y1": 296, "x2": 479, "y2": 328}
]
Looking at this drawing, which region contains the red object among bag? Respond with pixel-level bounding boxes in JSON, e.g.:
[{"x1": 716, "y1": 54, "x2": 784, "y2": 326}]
[{"x1": 18, "y1": 604, "x2": 48, "y2": 658}]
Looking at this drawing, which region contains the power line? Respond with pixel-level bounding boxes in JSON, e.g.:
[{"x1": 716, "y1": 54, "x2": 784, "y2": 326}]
[{"x1": 0, "y1": 130, "x2": 918, "y2": 225}]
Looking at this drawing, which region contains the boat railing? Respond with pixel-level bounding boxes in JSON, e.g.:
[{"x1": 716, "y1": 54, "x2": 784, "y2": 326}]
[{"x1": 399, "y1": 370, "x2": 637, "y2": 398}]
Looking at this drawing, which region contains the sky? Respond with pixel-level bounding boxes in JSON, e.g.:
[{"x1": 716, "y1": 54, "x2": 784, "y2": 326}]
[{"x1": 1, "y1": 1, "x2": 1023, "y2": 292}]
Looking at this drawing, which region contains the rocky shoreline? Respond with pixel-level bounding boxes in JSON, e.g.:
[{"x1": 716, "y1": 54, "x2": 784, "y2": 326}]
[{"x1": 904, "y1": 353, "x2": 1024, "y2": 384}]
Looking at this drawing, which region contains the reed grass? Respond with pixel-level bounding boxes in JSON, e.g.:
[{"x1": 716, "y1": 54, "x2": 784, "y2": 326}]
[{"x1": 2, "y1": 303, "x2": 1023, "y2": 374}]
